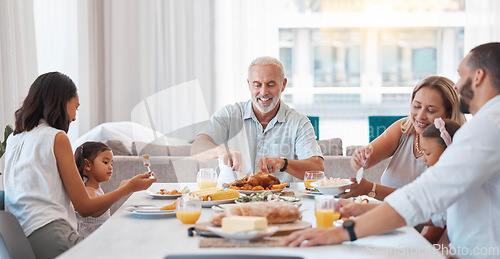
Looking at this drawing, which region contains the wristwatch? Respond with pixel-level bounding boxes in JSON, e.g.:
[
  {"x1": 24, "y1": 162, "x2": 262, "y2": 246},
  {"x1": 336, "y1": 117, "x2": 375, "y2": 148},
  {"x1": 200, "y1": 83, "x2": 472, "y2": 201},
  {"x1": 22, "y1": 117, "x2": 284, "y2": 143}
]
[
  {"x1": 343, "y1": 219, "x2": 357, "y2": 241},
  {"x1": 368, "y1": 182, "x2": 376, "y2": 198},
  {"x1": 279, "y1": 157, "x2": 288, "y2": 172}
]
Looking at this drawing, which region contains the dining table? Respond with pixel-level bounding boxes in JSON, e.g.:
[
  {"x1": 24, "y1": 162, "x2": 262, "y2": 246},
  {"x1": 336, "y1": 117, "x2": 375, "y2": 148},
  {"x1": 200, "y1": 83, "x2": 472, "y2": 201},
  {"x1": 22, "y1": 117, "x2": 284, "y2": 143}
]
[{"x1": 59, "y1": 183, "x2": 444, "y2": 259}]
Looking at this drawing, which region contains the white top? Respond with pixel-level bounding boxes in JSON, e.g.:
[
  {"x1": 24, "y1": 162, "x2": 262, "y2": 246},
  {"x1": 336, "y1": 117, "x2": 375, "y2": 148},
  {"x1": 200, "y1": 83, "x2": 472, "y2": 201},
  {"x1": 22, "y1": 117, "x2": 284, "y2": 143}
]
[
  {"x1": 199, "y1": 100, "x2": 323, "y2": 185},
  {"x1": 380, "y1": 133, "x2": 427, "y2": 188},
  {"x1": 76, "y1": 187, "x2": 110, "y2": 238},
  {"x1": 4, "y1": 120, "x2": 78, "y2": 236},
  {"x1": 386, "y1": 95, "x2": 500, "y2": 258}
]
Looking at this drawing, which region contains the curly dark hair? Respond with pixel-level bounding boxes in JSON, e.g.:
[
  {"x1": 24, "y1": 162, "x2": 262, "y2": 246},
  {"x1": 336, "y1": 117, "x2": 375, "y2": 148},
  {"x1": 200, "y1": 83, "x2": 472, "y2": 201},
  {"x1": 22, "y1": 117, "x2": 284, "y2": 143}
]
[
  {"x1": 14, "y1": 72, "x2": 77, "y2": 135},
  {"x1": 74, "y1": 141, "x2": 111, "y2": 181}
]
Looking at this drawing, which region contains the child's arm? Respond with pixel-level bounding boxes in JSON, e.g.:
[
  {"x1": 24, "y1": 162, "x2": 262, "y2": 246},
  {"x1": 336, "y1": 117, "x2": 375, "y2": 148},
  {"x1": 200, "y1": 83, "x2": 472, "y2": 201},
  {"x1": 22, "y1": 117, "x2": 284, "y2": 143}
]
[
  {"x1": 54, "y1": 132, "x2": 156, "y2": 217},
  {"x1": 85, "y1": 188, "x2": 111, "y2": 218}
]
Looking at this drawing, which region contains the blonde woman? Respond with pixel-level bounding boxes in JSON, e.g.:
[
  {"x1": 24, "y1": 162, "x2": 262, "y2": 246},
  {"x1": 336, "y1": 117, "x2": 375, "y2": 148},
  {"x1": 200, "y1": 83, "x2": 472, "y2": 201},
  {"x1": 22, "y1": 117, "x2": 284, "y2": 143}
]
[{"x1": 340, "y1": 76, "x2": 466, "y2": 200}]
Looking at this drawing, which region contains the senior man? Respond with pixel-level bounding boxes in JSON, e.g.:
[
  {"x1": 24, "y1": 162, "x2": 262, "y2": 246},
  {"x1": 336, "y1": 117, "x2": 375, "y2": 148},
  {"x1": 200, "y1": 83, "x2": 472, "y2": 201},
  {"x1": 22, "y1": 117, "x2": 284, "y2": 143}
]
[{"x1": 191, "y1": 56, "x2": 324, "y2": 185}]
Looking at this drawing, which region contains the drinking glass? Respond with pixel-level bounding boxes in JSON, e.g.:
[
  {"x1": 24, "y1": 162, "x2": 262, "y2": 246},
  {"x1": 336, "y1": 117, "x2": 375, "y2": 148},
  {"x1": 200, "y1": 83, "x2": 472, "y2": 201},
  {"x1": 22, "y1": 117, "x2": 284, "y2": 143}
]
[
  {"x1": 304, "y1": 171, "x2": 325, "y2": 189},
  {"x1": 314, "y1": 195, "x2": 340, "y2": 228},
  {"x1": 176, "y1": 195, "x2": 202, "y2": 224},
  {"x1": 197, "y1": 168, "x2": 218, "y2": 189}
]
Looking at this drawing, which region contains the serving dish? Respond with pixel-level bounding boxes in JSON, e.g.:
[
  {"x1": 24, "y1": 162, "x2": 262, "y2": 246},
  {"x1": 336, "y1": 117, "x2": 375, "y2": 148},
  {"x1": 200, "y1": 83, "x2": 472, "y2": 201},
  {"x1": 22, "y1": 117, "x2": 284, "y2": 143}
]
[{"x1": 310, "y1": 180, "x2": 353, "y2": 196}]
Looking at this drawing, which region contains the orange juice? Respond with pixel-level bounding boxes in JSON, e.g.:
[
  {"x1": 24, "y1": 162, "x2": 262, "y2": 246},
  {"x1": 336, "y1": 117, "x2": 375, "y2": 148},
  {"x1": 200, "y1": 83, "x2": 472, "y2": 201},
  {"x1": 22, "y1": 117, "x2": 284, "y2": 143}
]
[
  {"x1": 198, "y1": 181, "x2": 217, "y2": 189},
  {"x1": 315, "y1": 209, "x2": 334, "y2": 228},
  {"x1": 176, "y1": 210, "x2": 201, "y2": 224},
  {"x1": 304, "y1": 180, "x2": 317, "y2": 189}
]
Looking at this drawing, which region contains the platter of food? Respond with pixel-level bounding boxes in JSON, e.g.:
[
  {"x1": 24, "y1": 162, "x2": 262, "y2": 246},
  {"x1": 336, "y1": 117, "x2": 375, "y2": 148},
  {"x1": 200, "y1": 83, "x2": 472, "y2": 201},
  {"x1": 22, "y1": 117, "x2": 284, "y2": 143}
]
[
  {"x1": 310, "y1": 177, "x2": 353, "y2": 195},
  {"x1": 190, "y1": 188, "x2": 241, "y2": 207},
  {"x1": 200, "y1": 198, "x2": 238, "y2": 207},
  {"x1": 206, "y1": 226, "x2": 280, "y2": 241},
  {"x1": 235, "y1": 190, "x2": 300, "y2": 204},
  {"x1": 236, "y1": 188, "x2": 285, "y2": 195},
  {"x1": 226, "y1": 171, "x2": 287, "y2": 194},
  {"x1": 145, "y1": 189, "x2": 183, "y2": 199}
]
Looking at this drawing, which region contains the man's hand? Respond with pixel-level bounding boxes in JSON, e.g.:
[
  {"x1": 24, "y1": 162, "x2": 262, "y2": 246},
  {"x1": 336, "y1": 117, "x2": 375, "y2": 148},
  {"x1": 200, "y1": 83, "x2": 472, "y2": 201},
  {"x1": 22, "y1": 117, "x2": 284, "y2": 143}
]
[
  {"x1": 217, "y1": 146, "x2": 242, "y2": 173},
  {"x1": 258, "y1": 157, "x2": 285, "y2": 173}
]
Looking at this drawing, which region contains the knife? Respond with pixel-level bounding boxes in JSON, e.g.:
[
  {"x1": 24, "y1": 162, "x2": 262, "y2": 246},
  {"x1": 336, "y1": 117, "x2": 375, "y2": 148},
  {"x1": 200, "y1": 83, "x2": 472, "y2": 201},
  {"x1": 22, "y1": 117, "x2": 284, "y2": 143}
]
[{"x1": 356, "y1": 159, "x2": 367, "y2": 184}]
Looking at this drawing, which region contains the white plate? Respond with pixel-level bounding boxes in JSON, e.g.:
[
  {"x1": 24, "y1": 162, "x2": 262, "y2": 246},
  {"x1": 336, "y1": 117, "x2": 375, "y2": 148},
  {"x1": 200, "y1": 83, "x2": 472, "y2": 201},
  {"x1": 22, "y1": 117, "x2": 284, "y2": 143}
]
[
  {"x1": 125, "y1": 206, "x2": 176, "y2": 218},
  {"x1": 301, "y1": 190, "x2": 323, "y2": 197},
  {"x1": 206, "y1": 226, "x2": 280, "y2": 242},
  {"x1": 236, "y1": 189, "x2": 284, "y2": 195},
  {"x1": 201, "y1": 198, "x2": 237, "y2": 208},
  {"x1": 145, "y1": 190, "x2": 182, "y2": 199},
  {"x1": 311, "y1": 180, "x2": 353, "y2": 196}
]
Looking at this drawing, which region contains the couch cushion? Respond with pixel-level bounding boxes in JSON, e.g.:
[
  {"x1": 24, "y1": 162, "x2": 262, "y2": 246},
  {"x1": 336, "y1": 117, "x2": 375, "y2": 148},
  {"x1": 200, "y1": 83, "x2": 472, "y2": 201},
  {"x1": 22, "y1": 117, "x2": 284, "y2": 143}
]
[
  {"x1": 133, "y1": 141, "x2": 191, "y2": 156},
  {"x1": 105, "y1": 140, "x2": 131, "y2": 156},
  {"x1": 317, "y1": 138, "x2": 342, "y2": 156},
  {"x1": 346, "y1": 145, "x2": 364, "y2": 156}
]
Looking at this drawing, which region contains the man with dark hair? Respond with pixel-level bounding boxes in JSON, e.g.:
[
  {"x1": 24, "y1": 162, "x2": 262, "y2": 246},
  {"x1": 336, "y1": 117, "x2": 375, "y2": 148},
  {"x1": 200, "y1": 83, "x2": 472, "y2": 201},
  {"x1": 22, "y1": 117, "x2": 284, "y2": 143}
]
[{"x1": 283, "y1": 42, "x2": 500, "y2": 258}]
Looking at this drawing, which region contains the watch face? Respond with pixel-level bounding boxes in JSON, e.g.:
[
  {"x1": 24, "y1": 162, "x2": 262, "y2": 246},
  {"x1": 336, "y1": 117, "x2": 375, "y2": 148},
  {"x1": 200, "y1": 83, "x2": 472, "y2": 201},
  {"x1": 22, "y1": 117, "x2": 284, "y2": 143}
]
[
  {"x1": 343, "y1": 219, "x2": 354, "y2": 228},
  {"x1": 368, "y1": 191, "x2": 376, "y2": 198}
]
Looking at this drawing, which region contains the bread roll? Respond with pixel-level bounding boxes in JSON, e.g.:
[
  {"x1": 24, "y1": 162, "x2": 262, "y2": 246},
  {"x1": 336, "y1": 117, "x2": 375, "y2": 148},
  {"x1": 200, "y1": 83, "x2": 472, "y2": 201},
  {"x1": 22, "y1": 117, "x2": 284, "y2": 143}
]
[{"x1": 211, "y1": 201, "x2": 301, "y2": 226}]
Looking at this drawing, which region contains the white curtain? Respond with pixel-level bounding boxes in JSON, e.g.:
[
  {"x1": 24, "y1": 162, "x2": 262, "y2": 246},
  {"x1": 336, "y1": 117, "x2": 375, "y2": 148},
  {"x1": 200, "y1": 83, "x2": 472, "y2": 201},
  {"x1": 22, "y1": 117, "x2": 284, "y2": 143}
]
[
  {"x1": 464, "y1": 0, "x2": 500, "y2": 52},
  {"x1": 0, "y1": 0, "x2": 38, "y2": 187}
]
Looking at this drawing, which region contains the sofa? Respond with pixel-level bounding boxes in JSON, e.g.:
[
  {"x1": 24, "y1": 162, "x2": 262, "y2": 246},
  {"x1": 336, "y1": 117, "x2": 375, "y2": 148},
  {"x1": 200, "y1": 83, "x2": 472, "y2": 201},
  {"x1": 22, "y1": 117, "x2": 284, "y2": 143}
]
[{"x1": 75, "y1": 122, "x2": 390, "y2": 214}]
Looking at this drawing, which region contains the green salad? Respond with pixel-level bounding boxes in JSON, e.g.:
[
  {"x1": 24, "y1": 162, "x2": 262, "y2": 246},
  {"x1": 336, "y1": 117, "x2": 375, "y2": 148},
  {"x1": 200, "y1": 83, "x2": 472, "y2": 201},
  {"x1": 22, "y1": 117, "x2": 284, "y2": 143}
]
[{"x1": 235, "y1": 190, "x2": 299, "y2": 203}]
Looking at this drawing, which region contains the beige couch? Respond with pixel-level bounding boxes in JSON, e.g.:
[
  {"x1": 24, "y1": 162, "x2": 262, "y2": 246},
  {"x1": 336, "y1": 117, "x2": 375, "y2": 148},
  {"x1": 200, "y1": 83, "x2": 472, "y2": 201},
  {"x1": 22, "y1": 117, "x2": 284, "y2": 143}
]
[{"x1": 99, "y1": 138, "x2": 390, "y2": 214}]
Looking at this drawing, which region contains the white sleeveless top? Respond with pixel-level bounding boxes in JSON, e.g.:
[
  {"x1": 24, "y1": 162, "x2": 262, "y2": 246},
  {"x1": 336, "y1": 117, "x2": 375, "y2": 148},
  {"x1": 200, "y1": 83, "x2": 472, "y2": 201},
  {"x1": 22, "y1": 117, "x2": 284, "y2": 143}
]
[
  {"x1": 4, "y1": 120, "x2": 78, "y2": 236},
  {"x1": 380, "y1": 133, "x2": 428, "y2": 189},
  {"x1": 76, "y1": 187, "x2": 110, "y2": 238}
]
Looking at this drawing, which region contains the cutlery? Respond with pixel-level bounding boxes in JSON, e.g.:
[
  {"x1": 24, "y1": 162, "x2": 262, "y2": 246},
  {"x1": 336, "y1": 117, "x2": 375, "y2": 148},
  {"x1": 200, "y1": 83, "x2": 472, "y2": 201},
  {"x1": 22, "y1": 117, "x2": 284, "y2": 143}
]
[
  {"x1": 141, "y1": 154, "x2": 155, "y2": 179},
  {"x1": 356, "y1": 159, "x2": 367, "y2": 184}
]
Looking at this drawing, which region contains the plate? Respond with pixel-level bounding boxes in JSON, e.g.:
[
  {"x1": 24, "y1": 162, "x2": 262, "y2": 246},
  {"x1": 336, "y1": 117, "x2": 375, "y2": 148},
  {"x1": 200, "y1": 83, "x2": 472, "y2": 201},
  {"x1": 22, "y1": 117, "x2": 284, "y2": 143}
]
[
  {"x1": 236, "y1": 189, "x2": 284, "y2": 195},
  {"x1": 201, "y1": 198, "x2": 237, "y2": 208},
  {"x1": 301, "y1": 190, "x2": 323, "y2": 197},
  {"x1": 145, "y1": 190, "x2": 182, "y2": 199},
  {"x1": 125, "y1": 205, "x2": 176, "y2": 218},
  {"x1": 206, "y1": 226, "x2": 280, "y2": 242}
]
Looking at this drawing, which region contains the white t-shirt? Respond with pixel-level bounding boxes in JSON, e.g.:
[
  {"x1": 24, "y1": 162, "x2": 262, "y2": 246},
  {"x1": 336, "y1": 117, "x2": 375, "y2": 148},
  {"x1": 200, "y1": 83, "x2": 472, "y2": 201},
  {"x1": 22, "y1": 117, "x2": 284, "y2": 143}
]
[{"x1": 4, "y1": 120, "x2": 77, "y2": 236}]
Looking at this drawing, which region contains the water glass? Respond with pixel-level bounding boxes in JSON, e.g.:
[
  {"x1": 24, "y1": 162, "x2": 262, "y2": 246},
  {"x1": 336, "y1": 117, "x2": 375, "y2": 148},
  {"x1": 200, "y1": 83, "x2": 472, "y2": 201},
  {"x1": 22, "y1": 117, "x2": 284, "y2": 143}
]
[
  {"x1": 197, "y1": 168, "x2": 218, "y2": 189},
  {"x1": 176, "y1": 195, "x2": 202, "y2": 224},
  {"x1": 314, "y1": 195, "x2": 339, "y2": 228},
  {"x1": 304, "y1": 171, "x2": 325, "y2": 189}
]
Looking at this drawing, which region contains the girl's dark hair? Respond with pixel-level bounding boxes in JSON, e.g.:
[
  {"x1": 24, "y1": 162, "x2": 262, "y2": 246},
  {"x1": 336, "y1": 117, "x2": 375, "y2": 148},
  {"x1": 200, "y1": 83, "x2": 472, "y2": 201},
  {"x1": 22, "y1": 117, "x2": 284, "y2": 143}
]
[
  {"x1": 14, "y1": 72, "x2": 77, "y2": 135},
  {"x1": 421, "y1": 119, "x2": 461, "y2": 149},
  {"x1": 74, "y1": 141, "x2": 111, "y2": 181}
]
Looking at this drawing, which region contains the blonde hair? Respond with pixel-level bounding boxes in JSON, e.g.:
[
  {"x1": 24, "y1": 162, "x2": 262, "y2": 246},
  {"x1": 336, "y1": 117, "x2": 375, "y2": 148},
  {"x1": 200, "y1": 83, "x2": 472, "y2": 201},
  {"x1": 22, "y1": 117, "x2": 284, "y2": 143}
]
[
  {"x1": 401, "y1": 76, "x2": 466, "y2": 135},
  {"x1": 247, "y1": 56, "x2": 285, "y2": 80}
]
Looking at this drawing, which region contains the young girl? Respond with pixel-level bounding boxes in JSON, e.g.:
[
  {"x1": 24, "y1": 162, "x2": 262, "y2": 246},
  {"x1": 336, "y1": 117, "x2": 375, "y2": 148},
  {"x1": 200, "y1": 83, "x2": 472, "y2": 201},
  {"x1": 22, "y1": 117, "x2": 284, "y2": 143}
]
[
  {"x1": 3, "y1": 72, "x2": 156, "y2": 259},
  {"x1": 74, "y1": 141, "x2": 113, "y2": 238},
  {"x1": 419, "y1": 117, "x2": 461, "y2": 245}
]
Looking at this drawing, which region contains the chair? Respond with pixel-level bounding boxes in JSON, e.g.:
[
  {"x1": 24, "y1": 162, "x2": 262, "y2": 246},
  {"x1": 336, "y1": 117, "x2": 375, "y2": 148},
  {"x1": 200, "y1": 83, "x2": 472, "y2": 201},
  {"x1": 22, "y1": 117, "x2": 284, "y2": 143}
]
[
  {"x1": 0, "y1": 190, "x2": 4, "y2": 210},
  {"x1": 307, "y1": 116, "x2": 320, "y2": 140},
  {"x1": 368, "y1": 115, "x2": 405, "y2": 142},
  {"x1": 0, "y1": 211, "x2": 36, "y2": 259}
]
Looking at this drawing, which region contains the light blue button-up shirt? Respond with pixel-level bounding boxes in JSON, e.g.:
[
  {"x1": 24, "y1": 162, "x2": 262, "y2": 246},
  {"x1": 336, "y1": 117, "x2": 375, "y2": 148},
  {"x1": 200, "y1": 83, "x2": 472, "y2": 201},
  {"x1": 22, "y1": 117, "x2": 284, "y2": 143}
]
[{"x1": 199, "y1": 100, "x2": 323, "y2": 184}]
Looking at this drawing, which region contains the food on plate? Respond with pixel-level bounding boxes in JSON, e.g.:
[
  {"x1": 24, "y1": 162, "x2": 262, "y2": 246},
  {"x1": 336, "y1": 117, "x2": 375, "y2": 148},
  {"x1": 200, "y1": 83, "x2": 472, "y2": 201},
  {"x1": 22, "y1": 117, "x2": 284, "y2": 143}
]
[
  {"x1": 210, "y1": 201, "x2": 301, "y2": 226},
  {"x1": 235, "y1": 190, "x2": 299, "y2": 203},
  {"x1": 315, "y1": 177, "x2": 351, "y2": 187},
  {"x1": 353, "y1": 196, "x2": 369, "y2": 204},
  {"x1": 190, "y1": 187, "x2": 240, "y2": 201},
  {"x1": 160, "y1": 202, "x2": 176, "y2": 210},
  {"x1": 156, "y1": 189, "x2": 182, "y2": 195},
  {"x1": 228, "y1": 171, "x2": 287, "y2": 190},
  {"x1": 222, "y1": 216, "x2": 268, "y2": 232}
]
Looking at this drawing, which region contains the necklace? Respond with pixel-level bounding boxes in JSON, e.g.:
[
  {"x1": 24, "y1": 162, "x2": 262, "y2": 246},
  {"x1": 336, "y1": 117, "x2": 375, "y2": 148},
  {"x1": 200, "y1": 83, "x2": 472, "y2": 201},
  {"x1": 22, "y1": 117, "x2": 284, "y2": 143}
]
[{"x1": 415, "y1": 133, "x2": 424, "y2": 156}]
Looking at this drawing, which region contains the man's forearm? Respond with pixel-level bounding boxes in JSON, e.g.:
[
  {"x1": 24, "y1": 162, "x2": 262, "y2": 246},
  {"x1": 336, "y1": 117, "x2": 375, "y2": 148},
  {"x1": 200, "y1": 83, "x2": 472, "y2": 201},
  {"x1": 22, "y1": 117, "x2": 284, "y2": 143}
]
[
  {"x1": 354, "y1": 202, "x2": 406, "y2": 239},
  {"x1": 285, "y1": 156, "x2": 324, "y2": 180},
  {"x1": 191, "y1": 134, "x2": 220, "y2": 162}
]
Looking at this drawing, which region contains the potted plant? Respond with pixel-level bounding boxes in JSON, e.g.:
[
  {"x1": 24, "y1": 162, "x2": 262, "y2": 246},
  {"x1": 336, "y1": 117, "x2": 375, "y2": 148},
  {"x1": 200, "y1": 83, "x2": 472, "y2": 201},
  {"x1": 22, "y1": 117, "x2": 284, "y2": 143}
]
[{"x1": 0, "y1": 125, "x2": 14, "y2": 175}]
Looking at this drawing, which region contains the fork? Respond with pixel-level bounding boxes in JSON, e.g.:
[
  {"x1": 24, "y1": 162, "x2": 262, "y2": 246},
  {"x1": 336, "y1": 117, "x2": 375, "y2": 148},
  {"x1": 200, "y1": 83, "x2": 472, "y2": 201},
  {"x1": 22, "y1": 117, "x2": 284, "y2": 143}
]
[
  {"x1": 141, "y1": 154, "x2": 155, "y2": 179},
  {"x1": 355, "y1": 159, "x2": 367, "y2": 184}
]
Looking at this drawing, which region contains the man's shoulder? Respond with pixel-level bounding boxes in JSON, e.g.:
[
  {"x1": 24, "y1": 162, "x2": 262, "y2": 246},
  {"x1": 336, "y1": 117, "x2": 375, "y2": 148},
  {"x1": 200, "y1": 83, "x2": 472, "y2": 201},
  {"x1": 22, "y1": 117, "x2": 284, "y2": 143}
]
[{"x1": 279, "y1": 101, "x2": 310, "y2": 122}]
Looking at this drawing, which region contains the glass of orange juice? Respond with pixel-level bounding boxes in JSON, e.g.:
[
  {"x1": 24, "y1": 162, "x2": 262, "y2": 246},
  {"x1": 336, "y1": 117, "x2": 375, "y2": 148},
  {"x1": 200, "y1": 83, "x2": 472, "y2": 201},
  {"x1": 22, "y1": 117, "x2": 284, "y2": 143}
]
[
  {"x1": 176, "y1": 195, "x2": 202, "y2": 224},
  {"x1": 197, "y1": 168, "x2": 218, "y2": 189},
  {"x1": 304, "y1": 171, "x2": 325, "y2": 189},
  {"x1": 314, "y1": 195, "x2": 339, "y2": 228}
]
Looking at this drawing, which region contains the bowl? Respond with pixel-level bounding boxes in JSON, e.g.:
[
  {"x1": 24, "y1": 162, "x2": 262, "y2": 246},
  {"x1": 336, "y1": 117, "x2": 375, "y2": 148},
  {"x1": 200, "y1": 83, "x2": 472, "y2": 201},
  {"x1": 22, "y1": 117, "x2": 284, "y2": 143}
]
[{"x1": 310, "y1": 180, "x2": 353, "y2": 195}]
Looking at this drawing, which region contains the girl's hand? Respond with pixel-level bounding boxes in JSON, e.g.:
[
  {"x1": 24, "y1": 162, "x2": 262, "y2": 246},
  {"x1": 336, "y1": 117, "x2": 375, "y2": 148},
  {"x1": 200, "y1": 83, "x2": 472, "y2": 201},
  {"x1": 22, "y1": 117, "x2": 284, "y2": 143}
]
[
  {"x1": 338, "y1": 178, "x2": 372, "y2": 198},
  {"x1": 350, "y1": 145, "x2": 373, "y2": 171},
  {"x1": 280, "y1": 227, "x2": 348, "y2": 247},
  {"x1": 338, "y1": 199, "x2": 374, "y2": 218},
  {"x1": 126, "y1": 172, "x2": 156, "y2": 192}
]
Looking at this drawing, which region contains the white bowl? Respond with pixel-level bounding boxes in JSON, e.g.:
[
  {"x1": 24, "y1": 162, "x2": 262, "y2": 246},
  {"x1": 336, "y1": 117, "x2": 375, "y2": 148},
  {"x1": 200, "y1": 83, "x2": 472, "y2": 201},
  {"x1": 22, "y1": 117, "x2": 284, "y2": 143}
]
[{"x1": 310, "y1": 180, "x2": 353, "y2": 195}]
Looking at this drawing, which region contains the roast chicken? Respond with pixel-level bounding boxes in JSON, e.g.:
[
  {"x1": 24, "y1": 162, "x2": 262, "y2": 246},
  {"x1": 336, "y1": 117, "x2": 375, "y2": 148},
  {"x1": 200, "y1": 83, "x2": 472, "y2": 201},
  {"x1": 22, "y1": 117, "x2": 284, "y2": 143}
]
[{"x1": 229, "y1": 171, "x2": 281, "y2": 190}]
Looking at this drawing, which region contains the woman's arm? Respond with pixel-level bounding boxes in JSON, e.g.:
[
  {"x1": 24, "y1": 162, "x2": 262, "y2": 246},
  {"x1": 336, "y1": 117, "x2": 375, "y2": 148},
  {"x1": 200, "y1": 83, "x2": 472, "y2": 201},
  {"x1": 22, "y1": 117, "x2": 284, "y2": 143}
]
[{"x1": 54, "y1": 132, "x2": 155, "y2": 217}]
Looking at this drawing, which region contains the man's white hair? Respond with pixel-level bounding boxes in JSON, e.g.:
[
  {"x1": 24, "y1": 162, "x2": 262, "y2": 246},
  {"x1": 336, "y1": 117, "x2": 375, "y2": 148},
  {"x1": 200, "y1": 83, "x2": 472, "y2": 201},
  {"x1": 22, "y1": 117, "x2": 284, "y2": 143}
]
[{"x1": 247, "y1": 56, "x2": 285, "y2": 80}]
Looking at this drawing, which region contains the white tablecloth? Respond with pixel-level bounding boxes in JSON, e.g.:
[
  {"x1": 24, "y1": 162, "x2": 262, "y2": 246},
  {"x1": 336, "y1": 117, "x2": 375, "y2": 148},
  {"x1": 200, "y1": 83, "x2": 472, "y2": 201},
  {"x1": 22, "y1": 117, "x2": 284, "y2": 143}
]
[{"x1": 58, "y1": 183, "x2": 444, "y2": 259}]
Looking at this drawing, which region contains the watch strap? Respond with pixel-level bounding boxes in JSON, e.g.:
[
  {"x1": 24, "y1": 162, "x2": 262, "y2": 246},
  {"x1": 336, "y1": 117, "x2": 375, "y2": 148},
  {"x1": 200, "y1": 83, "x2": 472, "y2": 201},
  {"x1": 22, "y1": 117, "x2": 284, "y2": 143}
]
[
  {"x1": 368, "y1": 182, "x2": 376, "y2": 198},
  {"x1": 280, "y1": 158, "x2": 288, "y2": 172}
]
